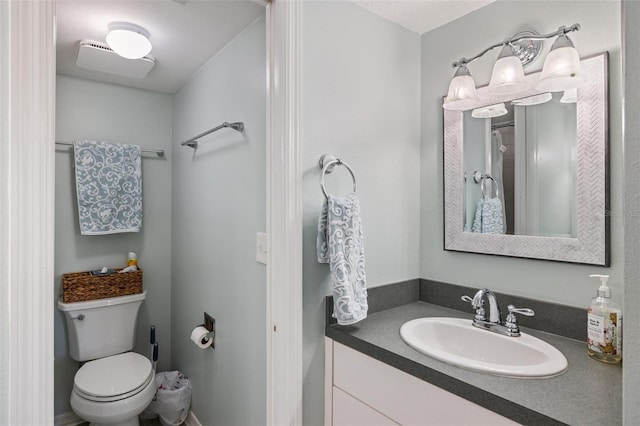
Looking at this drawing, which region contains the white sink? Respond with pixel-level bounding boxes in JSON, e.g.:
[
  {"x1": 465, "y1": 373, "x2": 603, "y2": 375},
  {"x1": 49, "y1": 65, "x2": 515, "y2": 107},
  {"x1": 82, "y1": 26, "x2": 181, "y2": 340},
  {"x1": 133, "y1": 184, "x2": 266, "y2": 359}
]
[{"x1": 400, "y1": 317, "x2": 568, "y2": 378}]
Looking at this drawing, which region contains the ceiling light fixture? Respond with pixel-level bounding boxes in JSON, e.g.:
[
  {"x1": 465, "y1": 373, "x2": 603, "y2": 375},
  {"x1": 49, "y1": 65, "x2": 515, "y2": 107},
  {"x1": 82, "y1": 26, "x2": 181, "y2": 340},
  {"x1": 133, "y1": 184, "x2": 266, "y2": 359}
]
[
  {"x1": 443, "y1": 23, "x2": 582, "y2": 111},
  {"x1": 105, "y1": 22, "x2": 152, "y2": 60}
]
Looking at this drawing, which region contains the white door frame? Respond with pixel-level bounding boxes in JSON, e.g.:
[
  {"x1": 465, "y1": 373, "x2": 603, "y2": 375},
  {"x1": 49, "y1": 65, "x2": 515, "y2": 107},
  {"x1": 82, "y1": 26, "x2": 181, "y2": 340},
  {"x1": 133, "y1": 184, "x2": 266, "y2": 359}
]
[
  {"x1": 1, "y1": 0, "x2": 56, "y2": 425},
  {"x1": 266, "y1": 0, "x2": 303, "y2": 424},
  {"x1": 0, "y1": 0, "x2": 302, "y2": 424}
]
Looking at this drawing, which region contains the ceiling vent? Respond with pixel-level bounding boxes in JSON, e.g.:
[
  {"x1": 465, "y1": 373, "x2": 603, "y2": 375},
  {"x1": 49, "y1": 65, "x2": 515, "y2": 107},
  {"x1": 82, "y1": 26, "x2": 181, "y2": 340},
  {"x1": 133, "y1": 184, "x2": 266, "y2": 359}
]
[{"x1": 76, "y1": 40, "x2": 155, "y2": 79}]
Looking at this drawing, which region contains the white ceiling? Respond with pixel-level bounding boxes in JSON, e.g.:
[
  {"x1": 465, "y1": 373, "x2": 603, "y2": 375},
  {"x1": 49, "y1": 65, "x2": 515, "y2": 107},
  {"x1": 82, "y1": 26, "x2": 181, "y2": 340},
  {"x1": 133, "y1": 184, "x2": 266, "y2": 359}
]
[
  {"x1": 56, "y1": 0, "x2": 493, "y2": 94},
  {"x1": 56, "y1": 0, "x2": 265, "y2": 94},
  {"x1": 353, "y1": 0, "x2": 496, "y2": 34}
]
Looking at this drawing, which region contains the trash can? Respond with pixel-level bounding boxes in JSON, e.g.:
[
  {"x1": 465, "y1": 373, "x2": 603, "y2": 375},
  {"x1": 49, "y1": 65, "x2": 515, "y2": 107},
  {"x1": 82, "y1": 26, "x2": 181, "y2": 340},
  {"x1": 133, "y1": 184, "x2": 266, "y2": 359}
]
[{"x1": 142, "y1": 371, "x2": 192, "y2": 426}]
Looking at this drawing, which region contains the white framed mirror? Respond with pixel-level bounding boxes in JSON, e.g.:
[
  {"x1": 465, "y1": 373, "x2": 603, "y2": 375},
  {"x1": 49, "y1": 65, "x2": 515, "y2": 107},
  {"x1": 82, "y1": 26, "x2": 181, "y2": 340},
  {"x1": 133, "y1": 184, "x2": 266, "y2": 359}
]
[{"x1": 443, "y1": 53, "x2": 609, "y2": 265}]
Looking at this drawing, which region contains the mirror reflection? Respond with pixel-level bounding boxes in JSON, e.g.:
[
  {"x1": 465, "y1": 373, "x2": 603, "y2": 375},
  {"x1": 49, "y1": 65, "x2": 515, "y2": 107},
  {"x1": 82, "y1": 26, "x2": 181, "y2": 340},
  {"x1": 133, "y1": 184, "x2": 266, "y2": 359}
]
[{"x1": 463, "y1": 93, "x2": 577, "y2": 237}]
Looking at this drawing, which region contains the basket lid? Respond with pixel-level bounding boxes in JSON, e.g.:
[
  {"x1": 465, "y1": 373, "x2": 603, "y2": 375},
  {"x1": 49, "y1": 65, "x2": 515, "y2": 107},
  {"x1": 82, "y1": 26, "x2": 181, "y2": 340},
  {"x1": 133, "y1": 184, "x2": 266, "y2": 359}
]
[{"x1": 74, "y1": 352, "x2": 153, "y2": 398}]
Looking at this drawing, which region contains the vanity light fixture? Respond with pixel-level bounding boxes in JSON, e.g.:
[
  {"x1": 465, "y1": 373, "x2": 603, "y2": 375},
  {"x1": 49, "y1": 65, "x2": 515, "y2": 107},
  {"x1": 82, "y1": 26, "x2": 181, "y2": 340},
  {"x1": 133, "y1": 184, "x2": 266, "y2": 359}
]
[
  {"x1": 443, "y1": 23, "x2": 582, "y2": 111},
  {"x1": 471, "y1": 103, "x2": 508, "y2": 119},
  {"x1": 511, "y1": 92, "x2": 553, "y2": 106},
  {"x1": 444, "y1": 65, "x2": 480, "y2": 111},
  {"x1": 536, "y1": 34, "x2": 585, "y2": 92},
  {"x1": 487, "y1": 44, "x2": 528, "y2": 95},
  {"x1": 105, "y1": 22, "x2": 152, "y2": 60},
  {"x1": 560, "y1": 88, "x2": 578, "y2": 104}
]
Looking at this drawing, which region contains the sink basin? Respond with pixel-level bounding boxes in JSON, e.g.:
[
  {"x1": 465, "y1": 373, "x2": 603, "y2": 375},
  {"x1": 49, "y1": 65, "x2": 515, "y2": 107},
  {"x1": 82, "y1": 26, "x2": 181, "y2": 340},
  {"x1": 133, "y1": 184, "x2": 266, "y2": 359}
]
[{"x1": 400, "y1": 317, "x2": 568, "y2": 378}]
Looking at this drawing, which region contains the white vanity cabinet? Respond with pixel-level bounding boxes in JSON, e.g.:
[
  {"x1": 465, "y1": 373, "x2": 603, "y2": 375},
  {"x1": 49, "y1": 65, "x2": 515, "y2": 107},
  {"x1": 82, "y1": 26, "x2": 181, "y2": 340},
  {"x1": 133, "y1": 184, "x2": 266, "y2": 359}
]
[{"x1": 325, "y1": 338, "x2": 519, "y2": 426}]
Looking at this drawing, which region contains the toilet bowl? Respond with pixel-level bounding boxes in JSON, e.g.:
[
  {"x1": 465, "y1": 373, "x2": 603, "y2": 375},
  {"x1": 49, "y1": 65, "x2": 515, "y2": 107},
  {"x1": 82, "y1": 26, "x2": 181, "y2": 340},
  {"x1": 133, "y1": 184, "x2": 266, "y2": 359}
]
[
  {"x1": 58, "y1": 292, "x2": 154, "y2": 426},
  {"x1": 70, "y1": 352, "x2": 155, "y2": 426}
]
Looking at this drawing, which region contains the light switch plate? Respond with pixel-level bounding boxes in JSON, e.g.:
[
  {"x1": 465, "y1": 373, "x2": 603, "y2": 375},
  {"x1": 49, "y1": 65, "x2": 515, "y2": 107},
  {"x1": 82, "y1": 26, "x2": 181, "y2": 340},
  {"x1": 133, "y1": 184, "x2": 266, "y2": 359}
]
[{"x1": 256, "y1": 232, "x2": 267, "y2": 264}]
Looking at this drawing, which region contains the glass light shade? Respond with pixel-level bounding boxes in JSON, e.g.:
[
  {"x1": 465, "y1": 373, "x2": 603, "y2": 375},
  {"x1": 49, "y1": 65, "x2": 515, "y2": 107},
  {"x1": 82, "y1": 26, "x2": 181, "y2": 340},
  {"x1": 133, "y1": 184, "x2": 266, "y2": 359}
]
[
  {"x1": 471, "y1": 103, "x2": 508, "y2": 119},
  {"x1": 488, "y1": 52, "x2": 529, "y2": 95},
  {"x1": 443, "y1": 68, "x2": 479, "y2": 111},
  {"x1": 560, "y1": 88, "x2": 578, "y2": 103},
  {"x1": 106, "y1": 23, "x2": 152, "y2": 60},
  {"x1": 511, "y1": 92, "x2": 553, "y2": 106},
  {"x1": 536, "y1": 45, "x2": 585, "y2": 92}
]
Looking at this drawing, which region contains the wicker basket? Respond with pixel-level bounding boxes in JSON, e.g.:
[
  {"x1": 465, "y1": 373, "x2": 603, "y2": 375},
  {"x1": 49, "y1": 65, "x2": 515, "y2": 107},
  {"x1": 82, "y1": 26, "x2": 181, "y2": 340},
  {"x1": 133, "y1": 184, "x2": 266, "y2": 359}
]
[{"x1": 62, "y1": 268, "x2": 143, "y2": 303}]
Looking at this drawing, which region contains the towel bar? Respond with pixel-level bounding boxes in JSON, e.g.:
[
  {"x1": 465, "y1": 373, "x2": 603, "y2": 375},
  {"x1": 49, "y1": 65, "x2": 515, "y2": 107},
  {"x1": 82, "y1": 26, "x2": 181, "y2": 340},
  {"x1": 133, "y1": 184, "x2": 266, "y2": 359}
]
[
  {"x1": 180, "y1": 121, "x2": 244, "y2": 149},
  {"x1": 55, "y1": 141, "x2": 165, "y2": 157}
]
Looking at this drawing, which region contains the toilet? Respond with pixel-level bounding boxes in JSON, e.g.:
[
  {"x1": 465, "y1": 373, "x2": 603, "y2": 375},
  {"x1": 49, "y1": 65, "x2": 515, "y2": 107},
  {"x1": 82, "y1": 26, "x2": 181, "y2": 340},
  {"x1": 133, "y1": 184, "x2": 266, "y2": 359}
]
[{"x1": 58, "y1": 291, "x2": 155, "y2": 426}]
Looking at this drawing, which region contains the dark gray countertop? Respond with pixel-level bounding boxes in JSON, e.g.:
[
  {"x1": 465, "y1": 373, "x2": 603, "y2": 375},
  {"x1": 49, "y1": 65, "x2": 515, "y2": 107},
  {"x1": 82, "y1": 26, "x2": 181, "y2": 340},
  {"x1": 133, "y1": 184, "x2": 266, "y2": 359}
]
[{"x1": 326, "y1": 301, "x2": 622, "y2": 426}]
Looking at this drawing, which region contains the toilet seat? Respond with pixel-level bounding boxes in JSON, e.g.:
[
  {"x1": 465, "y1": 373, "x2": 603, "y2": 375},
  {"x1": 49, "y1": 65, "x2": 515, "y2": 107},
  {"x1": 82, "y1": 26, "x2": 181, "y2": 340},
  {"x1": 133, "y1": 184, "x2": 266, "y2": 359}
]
[{"x1": 74, "y1": 352, "x2": 153, "y2": 402}]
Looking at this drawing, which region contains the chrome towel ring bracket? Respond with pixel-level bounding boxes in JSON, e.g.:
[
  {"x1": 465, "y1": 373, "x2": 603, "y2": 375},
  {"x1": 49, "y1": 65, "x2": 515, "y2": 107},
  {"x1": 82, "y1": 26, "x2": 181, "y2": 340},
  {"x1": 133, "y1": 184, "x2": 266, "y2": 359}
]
[{"x1": 319, "y1": 154, "x2": 357, "y2": 199}]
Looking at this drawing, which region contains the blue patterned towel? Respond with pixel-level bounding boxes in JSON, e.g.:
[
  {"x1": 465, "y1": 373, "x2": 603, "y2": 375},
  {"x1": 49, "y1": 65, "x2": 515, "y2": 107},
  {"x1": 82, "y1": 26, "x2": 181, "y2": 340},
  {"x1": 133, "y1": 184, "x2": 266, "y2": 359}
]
[
  {"x1": 74, "y1": 140, "x2": 142, "y2": 235},
  {"x1": 317, "y1": 193, "x2": 368, "y2": 325},
  {"x1": 472, "y1": 196, "x2": 504, "y2": 234}
]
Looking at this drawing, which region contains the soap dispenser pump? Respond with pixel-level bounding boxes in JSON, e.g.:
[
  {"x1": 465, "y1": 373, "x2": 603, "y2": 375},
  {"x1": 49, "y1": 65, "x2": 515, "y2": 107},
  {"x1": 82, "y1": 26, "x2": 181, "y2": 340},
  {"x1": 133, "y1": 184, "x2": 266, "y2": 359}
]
[{"x1": 587, "y1": 274, "x2": 622, "y2": 363}]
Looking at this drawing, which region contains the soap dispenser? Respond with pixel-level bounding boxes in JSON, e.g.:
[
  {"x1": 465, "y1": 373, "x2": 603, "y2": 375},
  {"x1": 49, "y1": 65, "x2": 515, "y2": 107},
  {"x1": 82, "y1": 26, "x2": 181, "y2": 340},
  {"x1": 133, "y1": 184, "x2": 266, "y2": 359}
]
[{"x1": 587, "y1": 274, "x2": 622, "y2": 363}]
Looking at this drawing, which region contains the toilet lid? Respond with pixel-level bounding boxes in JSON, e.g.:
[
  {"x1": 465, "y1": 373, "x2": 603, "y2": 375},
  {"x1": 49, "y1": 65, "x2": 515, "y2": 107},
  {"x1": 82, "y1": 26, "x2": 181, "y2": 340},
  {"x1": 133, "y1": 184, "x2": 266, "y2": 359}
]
[{"x1": 74, "y1": 352, "x2": 153, "y2": 399}]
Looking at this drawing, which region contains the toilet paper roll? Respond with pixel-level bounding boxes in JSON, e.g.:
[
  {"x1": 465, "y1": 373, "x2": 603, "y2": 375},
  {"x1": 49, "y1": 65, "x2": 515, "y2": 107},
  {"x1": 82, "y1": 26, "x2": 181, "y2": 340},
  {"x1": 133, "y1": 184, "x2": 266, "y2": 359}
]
[{"x1": 190, "y1": 326, "x2": 213, "y2": 349}]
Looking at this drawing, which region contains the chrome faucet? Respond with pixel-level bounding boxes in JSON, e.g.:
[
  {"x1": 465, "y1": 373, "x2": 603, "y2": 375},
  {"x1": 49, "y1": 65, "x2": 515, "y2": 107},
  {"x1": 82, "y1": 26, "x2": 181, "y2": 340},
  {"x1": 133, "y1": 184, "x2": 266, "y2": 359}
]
[
  {"x1": 472, "y1": 288, "x2": 501, "y2": 323},
  {"x1": 461, "y1": 289, "x2": 534, "y2": 337}
]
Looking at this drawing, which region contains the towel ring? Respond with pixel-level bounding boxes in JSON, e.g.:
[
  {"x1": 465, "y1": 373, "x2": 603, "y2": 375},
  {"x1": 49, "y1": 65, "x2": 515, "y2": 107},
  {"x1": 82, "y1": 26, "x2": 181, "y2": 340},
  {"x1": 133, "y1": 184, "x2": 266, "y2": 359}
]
[
  {"x1": 480, "y1": 175, "x2": 499, "y2": 198},
  {"x1": 319, "y1": 155, "x2": 357, "y2": 199},
  {"x1": 472, "y1": 171, "x2": 499, "y2": 198}
]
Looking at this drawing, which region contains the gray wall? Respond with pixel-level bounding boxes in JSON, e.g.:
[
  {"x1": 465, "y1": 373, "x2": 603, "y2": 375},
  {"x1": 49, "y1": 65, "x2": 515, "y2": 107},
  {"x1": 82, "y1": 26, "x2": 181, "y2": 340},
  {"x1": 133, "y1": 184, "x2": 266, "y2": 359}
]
[
  {"x1": 420, "y1": 1, "x2": 622, "y2": 307},
  {"x1": 622, "y1": 1, "x2": 640, "y2": 422},
  {"x1": 302, "y1": 2, "x2": 421, "y2": 424},
  {"x1": 170, "y1": 16, "x2": 266, "y2": 426},
  {"x1": 54, "y1": 75, "x2": 173, "y2": 415}
]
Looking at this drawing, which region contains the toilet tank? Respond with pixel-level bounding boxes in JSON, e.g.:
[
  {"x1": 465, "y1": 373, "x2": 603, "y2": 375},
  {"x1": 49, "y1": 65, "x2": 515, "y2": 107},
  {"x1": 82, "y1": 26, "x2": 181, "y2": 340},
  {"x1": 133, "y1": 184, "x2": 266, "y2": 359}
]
[{"x1": 58, "y1": 291, "x2": 146, "y2": 362}]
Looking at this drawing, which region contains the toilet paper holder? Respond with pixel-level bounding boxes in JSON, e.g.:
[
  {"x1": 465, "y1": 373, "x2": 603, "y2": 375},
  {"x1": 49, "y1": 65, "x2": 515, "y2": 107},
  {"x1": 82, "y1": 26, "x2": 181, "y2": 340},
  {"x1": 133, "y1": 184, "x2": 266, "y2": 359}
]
[{"x1": 201, "y1": 312, "x2": 216, "y2": 350}]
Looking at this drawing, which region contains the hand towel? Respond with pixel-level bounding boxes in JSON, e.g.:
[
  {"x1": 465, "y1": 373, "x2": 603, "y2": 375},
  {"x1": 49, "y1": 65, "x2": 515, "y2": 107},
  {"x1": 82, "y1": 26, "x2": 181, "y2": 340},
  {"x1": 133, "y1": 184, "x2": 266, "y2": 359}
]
[
  {"x1": 472, "y1": 196, "x2": 504, "y2": 234},
  {"x1": 317, "y1": 193, "x2": 368, "y2": 325},
  {"x1": 74, "y1": 140, "x2": 142, "y2": 235}
]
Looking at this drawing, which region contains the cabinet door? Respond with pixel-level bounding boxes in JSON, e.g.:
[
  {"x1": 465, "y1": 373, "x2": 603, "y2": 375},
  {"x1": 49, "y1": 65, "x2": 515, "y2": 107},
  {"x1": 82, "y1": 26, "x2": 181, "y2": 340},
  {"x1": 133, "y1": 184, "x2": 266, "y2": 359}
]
[
  {"x1": 332, "y1": 341, "x2": 518, "y2": 425},
  {"x1": 333, "y1": 386, "x2": 399, "y2": 426}
]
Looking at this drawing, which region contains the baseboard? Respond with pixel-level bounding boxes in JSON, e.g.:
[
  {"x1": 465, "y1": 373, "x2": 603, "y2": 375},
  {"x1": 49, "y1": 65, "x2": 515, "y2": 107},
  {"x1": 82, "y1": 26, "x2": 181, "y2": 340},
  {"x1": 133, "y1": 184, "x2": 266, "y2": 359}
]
[
  {"x1": 54, "y1": 411, "x2": 84, "y2": 426},
  {"x1": 183, "y1": 410, "x2": 202, "y2": 426},
  {"x1": 55, "y1": 408, "x2": 200, "y2": 426}
]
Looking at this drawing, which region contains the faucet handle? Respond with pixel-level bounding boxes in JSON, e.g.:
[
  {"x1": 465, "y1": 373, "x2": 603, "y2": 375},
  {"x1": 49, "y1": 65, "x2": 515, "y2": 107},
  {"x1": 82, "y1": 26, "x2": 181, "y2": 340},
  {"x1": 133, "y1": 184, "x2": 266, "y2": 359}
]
[
  {"x1": 507, "y1": 305, "x2": 535, "y2": 316},
  {"x1": 505, "y1": 305, "x2": 535, "y2": 334},
  {"x1": 461, "y1": 295, "x2": 473, "y2": 304},
  {"x1": 461, "y1": 295, "x2": 485, "y2": 321}
]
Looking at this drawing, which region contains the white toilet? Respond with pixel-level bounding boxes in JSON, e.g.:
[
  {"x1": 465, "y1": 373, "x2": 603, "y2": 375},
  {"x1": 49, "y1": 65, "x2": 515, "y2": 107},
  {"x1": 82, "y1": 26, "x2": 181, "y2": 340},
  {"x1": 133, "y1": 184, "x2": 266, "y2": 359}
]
[{"x1": 58, "y1": 291, "x2": 155, "y2": 426}]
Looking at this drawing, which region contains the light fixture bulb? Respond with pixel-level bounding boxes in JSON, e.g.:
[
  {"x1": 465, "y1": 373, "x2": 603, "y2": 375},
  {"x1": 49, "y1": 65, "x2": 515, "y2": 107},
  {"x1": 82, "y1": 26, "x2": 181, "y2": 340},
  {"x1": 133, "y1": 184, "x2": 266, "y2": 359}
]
[
  {"x1": 511, "y1": 92, "x2": 553, "y2": 106},
  {"x1": 488, "y1": 45, "x2": 529, "y2": 95},
  {"x1": 443, "y1": 65, "x2": 479, "y2": 111},
  {"x1": 560, "y1": 88, "x2": 578, "y2": 103},
  {"x1": 106, "y1": 22, "x2": 152, "y2": 60},
  {"x1": 536, "y1": 35, "x2": 585, "y2": 92},
  {"x1": 471, "y1": 103, "x2": 508, "y2": 119}
]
